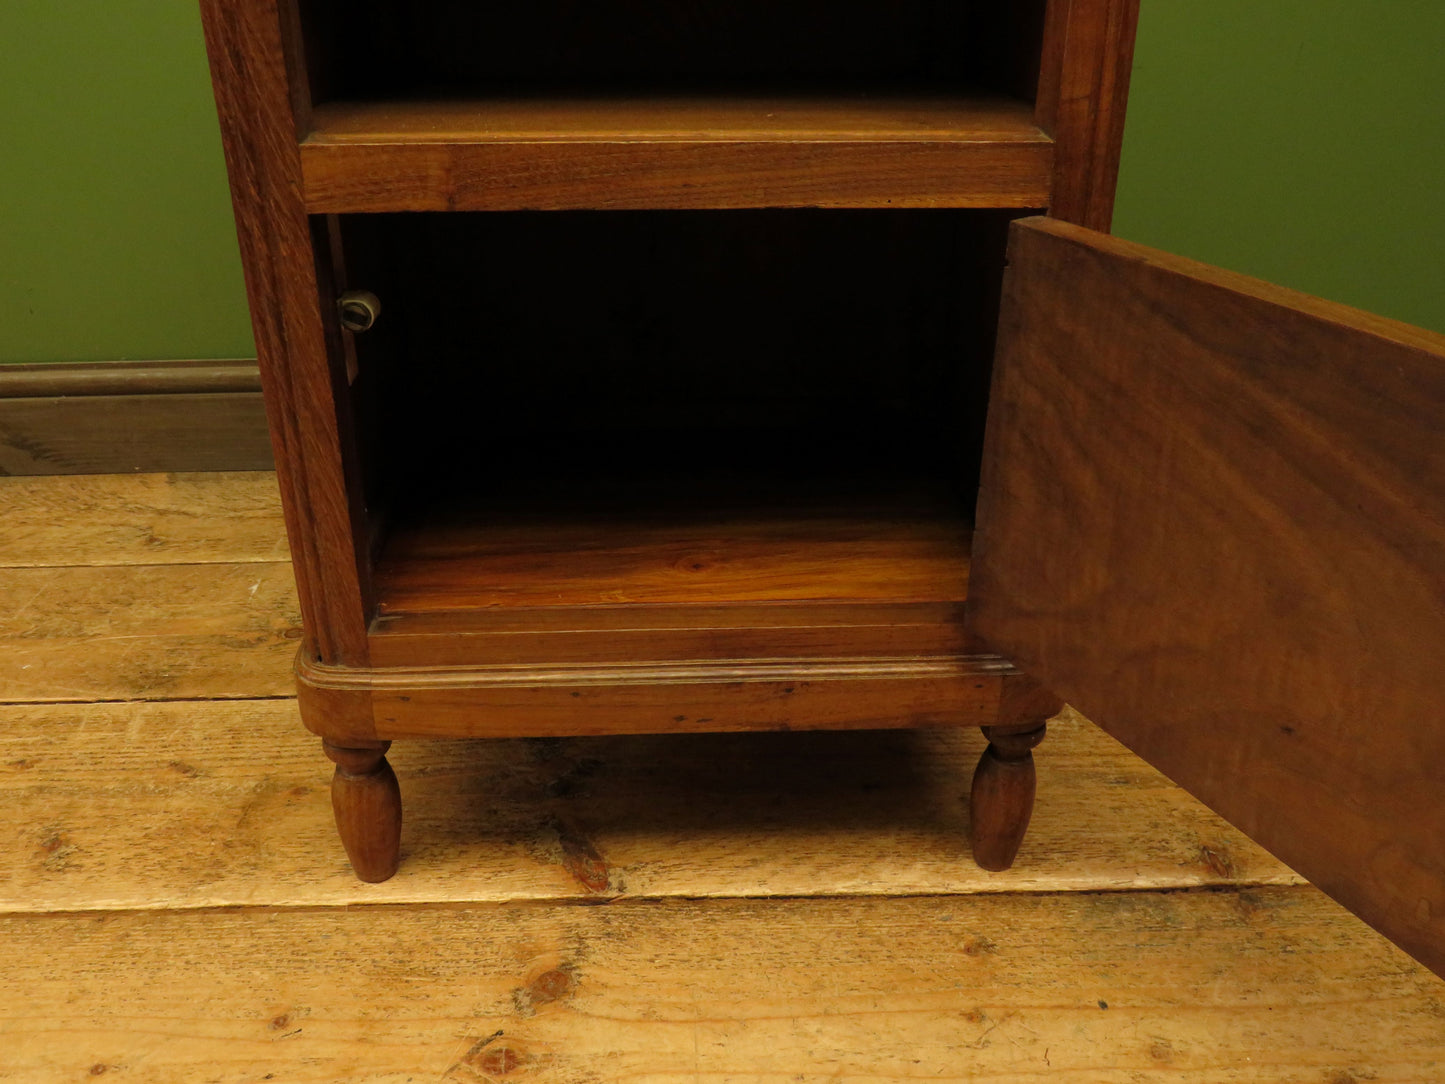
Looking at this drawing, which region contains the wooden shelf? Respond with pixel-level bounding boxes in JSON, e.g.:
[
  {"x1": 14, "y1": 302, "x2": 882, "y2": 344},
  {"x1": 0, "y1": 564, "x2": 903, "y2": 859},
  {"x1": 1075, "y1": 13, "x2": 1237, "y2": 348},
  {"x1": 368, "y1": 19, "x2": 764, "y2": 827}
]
[
  {"x1": 376, "y1": 499, "x2": 972, "y2": 612},
  {"x1": 300, "y1": 95, "x2": 1054, "y2": 212},
  {"x1": 368, "y1": 484, "x2": 981, "y2": 668}
]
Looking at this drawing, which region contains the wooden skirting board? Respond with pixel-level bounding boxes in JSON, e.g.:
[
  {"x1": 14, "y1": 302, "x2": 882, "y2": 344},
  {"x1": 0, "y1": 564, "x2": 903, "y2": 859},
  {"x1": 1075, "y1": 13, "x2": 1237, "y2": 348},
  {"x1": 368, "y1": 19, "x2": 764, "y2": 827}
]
[{"x1": 0, "y1": 359, "x2": 271, "y2": 475}]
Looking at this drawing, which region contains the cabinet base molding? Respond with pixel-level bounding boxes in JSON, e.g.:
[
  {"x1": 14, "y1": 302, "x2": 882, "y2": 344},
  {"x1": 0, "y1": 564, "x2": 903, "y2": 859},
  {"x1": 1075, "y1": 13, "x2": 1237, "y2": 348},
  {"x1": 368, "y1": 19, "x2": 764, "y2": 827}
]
[
  {"x1": 296, "y1": 650, "x2": 1027, "y2": 742},
  {"x1": 296, "y1": 649, "x2": 1059, "y2": 880}
]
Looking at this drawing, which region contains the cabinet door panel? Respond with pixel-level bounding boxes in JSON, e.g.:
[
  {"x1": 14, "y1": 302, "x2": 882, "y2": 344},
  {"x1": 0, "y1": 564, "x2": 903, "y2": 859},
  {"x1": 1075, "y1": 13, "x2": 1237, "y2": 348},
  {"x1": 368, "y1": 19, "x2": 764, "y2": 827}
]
[{"x1": 970, "y1": 216, "x2": 1445, "y2": 976}]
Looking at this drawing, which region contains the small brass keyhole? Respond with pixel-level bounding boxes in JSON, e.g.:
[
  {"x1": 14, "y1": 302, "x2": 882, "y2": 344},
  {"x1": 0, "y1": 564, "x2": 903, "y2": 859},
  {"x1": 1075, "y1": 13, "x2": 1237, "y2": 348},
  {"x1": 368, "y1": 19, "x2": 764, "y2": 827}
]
[{"x1": 337, "y1": 290, "x2": 381, "y2": 333}]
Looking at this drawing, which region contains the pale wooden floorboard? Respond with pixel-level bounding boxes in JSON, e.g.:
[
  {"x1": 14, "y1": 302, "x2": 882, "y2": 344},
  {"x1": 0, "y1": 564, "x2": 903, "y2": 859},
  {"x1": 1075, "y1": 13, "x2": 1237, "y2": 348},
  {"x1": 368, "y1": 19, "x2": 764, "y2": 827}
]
[
  {"x1": 0, "y1": 562, "x2": 299, "y2": 702},
  {"x1": 1, "y1": 472, "x2": 1441, "y2": 1082},
  {"x1": 0, "y1": 472, "x2": 296, "y2": 703},
  {"x1": 1, "y1": 890, "x2": 1441, "y2": 1083},
  {"x1": 0, "y1": 702, "x2": 1301, "y2": 912},
  {"x1": 0, "y1": 471, "x2": 287, "y2": 567}
]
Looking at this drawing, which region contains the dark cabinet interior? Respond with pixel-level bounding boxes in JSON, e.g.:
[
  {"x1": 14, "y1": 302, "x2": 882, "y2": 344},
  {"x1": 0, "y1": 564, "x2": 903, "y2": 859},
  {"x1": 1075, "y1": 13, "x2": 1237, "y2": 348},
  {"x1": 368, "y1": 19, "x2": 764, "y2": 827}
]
[{"x1": 299, "y1": 0, "x2": 1048, "y2": 101}]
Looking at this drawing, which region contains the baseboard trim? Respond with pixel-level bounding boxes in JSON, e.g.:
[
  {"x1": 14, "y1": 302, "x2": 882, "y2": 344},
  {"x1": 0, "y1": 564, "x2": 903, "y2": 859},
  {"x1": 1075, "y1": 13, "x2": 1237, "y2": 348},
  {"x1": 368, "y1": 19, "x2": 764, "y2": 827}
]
[{"x1": 0, "y1": 359, "x2": 272, "y2": 475}]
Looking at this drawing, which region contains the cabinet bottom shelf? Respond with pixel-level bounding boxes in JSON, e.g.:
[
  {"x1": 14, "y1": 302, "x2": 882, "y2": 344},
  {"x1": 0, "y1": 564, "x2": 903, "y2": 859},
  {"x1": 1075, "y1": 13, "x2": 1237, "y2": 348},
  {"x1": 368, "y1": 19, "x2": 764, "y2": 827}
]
[
  {"x1": 308, "y1": 477, "x2": 1013, "y2": 740},
  {"x1": 366, "y1": 478, "x2": 984, "y2": 669}
]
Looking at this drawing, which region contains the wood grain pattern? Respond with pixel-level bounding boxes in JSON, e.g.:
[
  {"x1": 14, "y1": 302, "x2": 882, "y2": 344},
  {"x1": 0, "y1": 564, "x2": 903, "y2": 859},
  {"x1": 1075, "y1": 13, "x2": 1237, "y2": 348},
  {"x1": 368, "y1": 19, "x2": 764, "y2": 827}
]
[
  {"x1": 300, "y1": 96, "x2": 1055, "y2": 211},
  {"x1": 2, "y1": 889, "x2": 1439, "y2": 1082},
  {"x1": 297, "y1": 651, "x2": 1010, "y2": 742},
  {"x1": 970, "y1": 722, "x2": 1048, "y2": 871},
  {"x1": 0, "y1": 471, "x2": 286, "y2": 568},
  {"x1": 0, "y1": 562, "x2": 300, "y2": 702},
  {"x1": 199, "y1": 0, "x2": 371, "y2": 665},
  {"x1": 1035, "y1": 0, "x2": 1140, "y2": 229},
  {"x1": 376, "y1": 503, "x2": 971, "y2": 612},
  {"x1": 0, "y1": 699, "x2": 1302, "y2": 912},
  {"x1": 309, "y1": 96, "x2": 1050, "y2": 142},
  {"x1": 334, "y1": 663, "x2": 1002, "y2": 742},
  {"x1": 971, "y1": 216, "x2": 1445, "y2": 977},
  {"x1": 369, "y1": 495, "x2": 982, "y2": 668},
  {"x1": 322, "y1": 739, "x2": 401, "y2": 881},
  {"x1": 370, "y1": 601, "x2": 981, "y2": 668},
  {"x1": 0, "y1": 357, "x2": 268, "y2": 477},
  {"x1": 0, "y1": 392, "x2": 272, "y2": 476}
]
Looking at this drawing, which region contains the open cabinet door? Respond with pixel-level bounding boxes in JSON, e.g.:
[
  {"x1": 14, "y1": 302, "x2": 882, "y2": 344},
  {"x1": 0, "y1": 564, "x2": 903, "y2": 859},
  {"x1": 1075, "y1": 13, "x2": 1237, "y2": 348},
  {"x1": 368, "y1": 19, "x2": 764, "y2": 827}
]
[{"x1": 969, "y1": 216, "x2": 1445, "y2": 977}]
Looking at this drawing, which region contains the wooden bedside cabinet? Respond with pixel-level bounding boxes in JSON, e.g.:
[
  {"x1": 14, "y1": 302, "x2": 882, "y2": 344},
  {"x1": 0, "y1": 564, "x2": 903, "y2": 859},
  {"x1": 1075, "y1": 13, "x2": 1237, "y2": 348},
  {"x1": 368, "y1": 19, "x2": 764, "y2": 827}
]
[{"x1": 201, "y1": 0, "x2": 1445, "y2": 979}]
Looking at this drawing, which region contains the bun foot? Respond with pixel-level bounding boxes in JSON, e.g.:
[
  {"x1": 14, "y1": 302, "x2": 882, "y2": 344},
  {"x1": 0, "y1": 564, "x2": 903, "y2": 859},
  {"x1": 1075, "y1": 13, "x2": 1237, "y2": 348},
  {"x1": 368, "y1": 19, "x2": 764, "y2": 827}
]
[
  {"x1": 969, "y1": 722, "x2": 1047, "y2": 871},
  {"x1": 323, "y1": 740, "x2": 402, "y2": 882}
]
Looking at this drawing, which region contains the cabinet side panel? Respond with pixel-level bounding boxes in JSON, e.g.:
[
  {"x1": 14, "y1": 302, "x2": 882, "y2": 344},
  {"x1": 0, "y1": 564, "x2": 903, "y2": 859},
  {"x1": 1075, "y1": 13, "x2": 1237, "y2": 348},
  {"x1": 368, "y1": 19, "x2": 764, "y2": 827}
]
[
  {"x1": 199, "y1": 0, "x2": 370, "y2": 665},
  {"x1": 1036, "y1": 0, "x2": 1139, "y2": 229},
  {"x1": 971, "y1": 217, "x2": 1445, "y2": 977}
]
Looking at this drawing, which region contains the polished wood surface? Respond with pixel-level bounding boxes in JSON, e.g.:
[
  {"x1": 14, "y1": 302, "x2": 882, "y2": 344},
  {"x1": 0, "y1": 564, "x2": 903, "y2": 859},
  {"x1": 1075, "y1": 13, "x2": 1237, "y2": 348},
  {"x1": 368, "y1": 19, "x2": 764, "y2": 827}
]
[
  {"x1": 367, "y1": 485, "x2": 982, "y2": 668},
  {"x1": 310, "y1": 96, "x2": 1048, "y2": 141},
  {"x1": 1035, "y1": 0, "x2": 1140, "y2": 229},
  {"x1": 301, "y1": 96, "x2": 1054, "y2": 212},
  {"x1": 199, "y1": 0, "x2": 371, "y2": 665},
  {"x1": 376, "y1": 495, "x2": 971, "y2": 612},
  {"x1": 971, "y1": 215, "x2": 1445, "y2": 977},
  {"x1": 299, "y1": 652, "x2": 1006, "y2": 743},
  {"x1": 356, "y1": 491, "x2": 996, "y2": 774},
  {"x1": 970, "y1": 722, "x2": 1049, "y2": 871},
  {"x1": 371, "y1": 601, "x2": 980, "y2": 667},
  {"x1": 322, "y1": 739, "x2": 401, "y2": 881}
]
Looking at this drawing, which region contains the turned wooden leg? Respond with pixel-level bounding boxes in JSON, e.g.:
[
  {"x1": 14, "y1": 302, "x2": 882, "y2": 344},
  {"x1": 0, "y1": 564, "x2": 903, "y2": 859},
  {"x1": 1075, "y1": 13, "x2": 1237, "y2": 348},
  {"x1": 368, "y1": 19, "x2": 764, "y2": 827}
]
[
  {"x1": 969, "y1": 722, "x2": 1048, "y2": 871},
  {"x1": 322, "y1": 739, "x2": 402, "y2": 882}
]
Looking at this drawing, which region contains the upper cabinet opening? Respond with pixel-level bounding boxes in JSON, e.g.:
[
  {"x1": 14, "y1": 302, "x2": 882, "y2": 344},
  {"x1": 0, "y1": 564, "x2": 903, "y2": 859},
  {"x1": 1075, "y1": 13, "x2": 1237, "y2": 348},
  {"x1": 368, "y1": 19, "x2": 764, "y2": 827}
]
[
  {"x1": 288, "y1": 1, "x2": 1056, "y2": 212},
  {"x1": 294, "y1": 0, "x2": 1049, "y2": 103}
]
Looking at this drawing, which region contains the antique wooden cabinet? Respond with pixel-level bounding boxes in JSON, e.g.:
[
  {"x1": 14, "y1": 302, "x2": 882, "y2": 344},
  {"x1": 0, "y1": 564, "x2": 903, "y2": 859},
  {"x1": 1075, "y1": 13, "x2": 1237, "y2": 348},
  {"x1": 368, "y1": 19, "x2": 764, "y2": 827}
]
[{"x1": 202, "y1": 0, "x2": 1444, "y2": 979}]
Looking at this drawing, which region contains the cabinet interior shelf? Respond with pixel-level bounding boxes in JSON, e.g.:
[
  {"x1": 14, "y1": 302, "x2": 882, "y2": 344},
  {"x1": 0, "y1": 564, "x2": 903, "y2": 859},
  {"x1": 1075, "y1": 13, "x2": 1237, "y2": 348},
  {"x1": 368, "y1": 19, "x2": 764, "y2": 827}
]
[
  {"x1": 366, "y1": 481, "x2": 981, "y2": 668},
  {"x1": 300, "y1": 95, "x2": 1054, "y2": 212}
]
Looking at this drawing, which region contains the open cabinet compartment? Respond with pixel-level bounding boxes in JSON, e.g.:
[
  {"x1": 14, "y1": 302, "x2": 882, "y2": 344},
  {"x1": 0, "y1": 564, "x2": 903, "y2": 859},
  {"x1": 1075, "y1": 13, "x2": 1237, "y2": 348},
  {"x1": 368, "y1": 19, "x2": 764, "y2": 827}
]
[
  {"x1": 297, "y1": 0, "x2": 1049, "y2": 101},
  {"x1": 288, "y1": 1, "x2": 1059, "y2": 214},
  {"x1": 338, "y1": 208, "x2": 1021, "y2": 666}
]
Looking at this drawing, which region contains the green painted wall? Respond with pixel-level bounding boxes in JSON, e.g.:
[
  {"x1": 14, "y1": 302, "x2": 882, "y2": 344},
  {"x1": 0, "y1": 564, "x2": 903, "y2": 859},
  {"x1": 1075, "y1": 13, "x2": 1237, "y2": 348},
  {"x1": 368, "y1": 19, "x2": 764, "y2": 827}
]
[
  {"x1": 1113, "y1": 0, "x2": 1445, "y2": 333},
  {"x1": 0, "y1": 1, "x2": 253, "y2": 363},
  {"x1": 0, "y1": 1, "x2": 1441, "y2": 364}
]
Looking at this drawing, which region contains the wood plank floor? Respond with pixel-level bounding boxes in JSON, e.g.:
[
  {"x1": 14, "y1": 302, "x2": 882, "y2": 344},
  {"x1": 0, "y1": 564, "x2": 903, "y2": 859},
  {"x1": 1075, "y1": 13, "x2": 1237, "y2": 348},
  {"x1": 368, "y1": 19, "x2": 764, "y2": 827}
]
[{"x1": 0, "y1": 472, "x2": 1441, "y2": 1081}]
